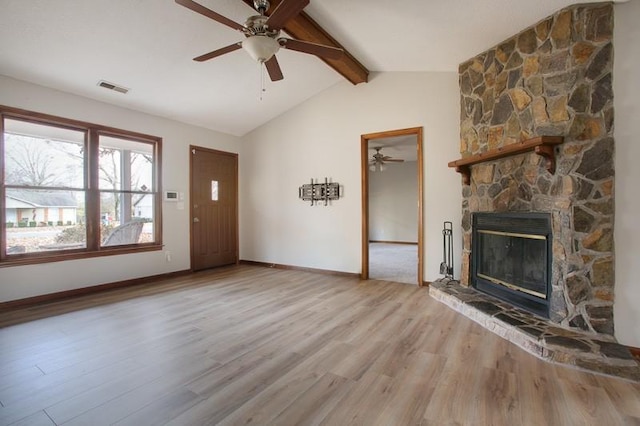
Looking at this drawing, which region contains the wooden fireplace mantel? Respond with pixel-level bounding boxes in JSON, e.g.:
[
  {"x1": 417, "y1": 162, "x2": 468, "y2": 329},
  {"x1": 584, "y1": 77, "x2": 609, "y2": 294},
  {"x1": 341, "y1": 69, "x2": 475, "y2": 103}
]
[{"x1": 448, "y1": 136, "x2": 564, "y2": 185}]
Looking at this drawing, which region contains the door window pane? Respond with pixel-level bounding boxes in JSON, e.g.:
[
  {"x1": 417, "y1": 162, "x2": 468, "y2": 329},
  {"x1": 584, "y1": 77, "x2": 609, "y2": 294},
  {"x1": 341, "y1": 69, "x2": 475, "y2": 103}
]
[{"x1": 211, "y1": 180, "x2": 219, "y2": 201}]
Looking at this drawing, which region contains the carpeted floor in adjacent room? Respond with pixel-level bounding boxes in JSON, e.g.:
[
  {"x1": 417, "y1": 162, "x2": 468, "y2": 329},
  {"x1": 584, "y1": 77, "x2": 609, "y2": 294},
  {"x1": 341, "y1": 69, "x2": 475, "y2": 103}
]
[{"x1": 369, "y1": 242, "x2": 418, "y2": 285}]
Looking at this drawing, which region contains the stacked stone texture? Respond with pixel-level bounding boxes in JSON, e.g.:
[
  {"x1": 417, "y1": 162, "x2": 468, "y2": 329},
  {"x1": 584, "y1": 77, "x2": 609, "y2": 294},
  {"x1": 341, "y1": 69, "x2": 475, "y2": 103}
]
[{"x1": 458, "y1": 3, "x2": 615, "y2": 335}]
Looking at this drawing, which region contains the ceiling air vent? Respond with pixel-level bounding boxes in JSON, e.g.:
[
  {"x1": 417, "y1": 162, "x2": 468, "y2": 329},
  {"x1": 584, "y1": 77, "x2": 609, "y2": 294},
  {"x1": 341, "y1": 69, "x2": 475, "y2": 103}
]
[{"x1": 97, "y1": 80, "x2": 129, "y2": 94}]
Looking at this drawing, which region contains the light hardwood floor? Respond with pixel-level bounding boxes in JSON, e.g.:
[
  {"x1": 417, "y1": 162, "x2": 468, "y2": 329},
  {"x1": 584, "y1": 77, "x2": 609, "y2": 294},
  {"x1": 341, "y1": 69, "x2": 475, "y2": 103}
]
[{"x1": 1, "y1": 265, "x2": 639, "y2": 425}]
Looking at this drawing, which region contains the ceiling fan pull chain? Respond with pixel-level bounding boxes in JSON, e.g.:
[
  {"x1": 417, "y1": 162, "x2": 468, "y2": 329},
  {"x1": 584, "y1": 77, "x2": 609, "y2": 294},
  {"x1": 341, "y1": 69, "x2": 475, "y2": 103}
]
[{"x1": 259, "y1": 61, "x2": 266, "y2": 101}]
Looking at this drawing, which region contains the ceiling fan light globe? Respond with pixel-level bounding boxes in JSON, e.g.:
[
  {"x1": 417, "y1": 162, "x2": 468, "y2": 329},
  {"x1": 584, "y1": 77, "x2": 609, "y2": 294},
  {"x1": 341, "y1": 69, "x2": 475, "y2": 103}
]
[{"x1": 243, "y1": 36, "x2": 280, "y2": 62}]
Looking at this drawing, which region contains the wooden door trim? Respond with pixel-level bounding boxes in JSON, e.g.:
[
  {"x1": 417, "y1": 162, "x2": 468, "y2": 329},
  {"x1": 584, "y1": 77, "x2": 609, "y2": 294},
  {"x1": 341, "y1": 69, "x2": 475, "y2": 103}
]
[
  {"x1": 189, "y1": 145, "x2": 239, "y2": 271},
  {"x1": 361, "y1": 127, "x2": 424, "y2": 286}
]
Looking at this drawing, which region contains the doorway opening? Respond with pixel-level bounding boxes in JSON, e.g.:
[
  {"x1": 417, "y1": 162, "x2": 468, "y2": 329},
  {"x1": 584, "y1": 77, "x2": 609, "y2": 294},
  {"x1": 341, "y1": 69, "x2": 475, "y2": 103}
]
[{"x1": 361, "y1": 127, "x2": 424, "y2": 285}]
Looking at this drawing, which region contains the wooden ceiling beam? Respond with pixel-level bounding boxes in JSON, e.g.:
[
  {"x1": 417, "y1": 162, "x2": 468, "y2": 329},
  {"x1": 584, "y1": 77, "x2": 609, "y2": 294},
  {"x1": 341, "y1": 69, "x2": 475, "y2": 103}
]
[{"x1": 240, "y1": 0, "x2": 369, "y2": 85}]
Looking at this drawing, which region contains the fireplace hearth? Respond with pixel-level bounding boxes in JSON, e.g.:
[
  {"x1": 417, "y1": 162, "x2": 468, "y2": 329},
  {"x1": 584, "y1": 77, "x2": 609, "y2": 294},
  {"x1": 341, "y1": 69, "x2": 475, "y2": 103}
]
[
  {"x1": 472, "y1": 213, "x2": 551, "y2": 318},
  {"x1": 429, "y1": 279, "x2": 640, "y2": 382}
]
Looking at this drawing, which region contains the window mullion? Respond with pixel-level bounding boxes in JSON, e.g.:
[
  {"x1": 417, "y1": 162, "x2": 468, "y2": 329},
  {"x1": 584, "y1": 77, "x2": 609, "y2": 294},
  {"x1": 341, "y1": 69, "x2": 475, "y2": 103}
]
[
  {"x1": 0, "y1": 114, "x2": 6, "y2": 260},
  {"x1": 153, "y1": 141, "x2": 162, "y2": 245},
  {"x1": 86, "y1": 129, "x2": 100, "y2": 251},
  {"x1": 121, "y1": 149, "x2": 132, "y2": 223}
]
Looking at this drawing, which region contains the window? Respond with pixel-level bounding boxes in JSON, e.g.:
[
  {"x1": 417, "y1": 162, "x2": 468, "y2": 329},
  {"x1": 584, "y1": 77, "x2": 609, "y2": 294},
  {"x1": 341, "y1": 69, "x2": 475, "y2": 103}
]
[
  {"x1": 98, "y1": 135, "x2": 157, "y2": 247},
  {"x1": 1, "y1": 105, "x2": 162, "y2": 265}
]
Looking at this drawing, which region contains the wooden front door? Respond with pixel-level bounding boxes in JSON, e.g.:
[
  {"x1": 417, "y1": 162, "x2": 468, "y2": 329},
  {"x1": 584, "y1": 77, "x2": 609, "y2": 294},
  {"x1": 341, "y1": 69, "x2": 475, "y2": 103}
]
[{"x1": 190, "y1": 146, "x2": 238, "y2": 271}]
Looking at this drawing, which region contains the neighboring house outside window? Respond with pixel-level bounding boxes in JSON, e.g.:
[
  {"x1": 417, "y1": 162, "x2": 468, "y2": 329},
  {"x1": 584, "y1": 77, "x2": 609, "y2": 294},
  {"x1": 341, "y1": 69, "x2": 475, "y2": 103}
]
[
  {"x1": 6, "y1": 190, "x2": 78, "y2": 226},
  {"x1": 0, "y1": 105, "x2": 162, "y2": 264}
]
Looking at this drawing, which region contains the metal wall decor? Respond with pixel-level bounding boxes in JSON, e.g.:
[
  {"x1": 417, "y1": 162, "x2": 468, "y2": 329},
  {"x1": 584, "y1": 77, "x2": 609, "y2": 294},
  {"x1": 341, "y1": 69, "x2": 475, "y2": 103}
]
[{"x1": 299, "y1": 178, "x2": 341, "y2": 206}]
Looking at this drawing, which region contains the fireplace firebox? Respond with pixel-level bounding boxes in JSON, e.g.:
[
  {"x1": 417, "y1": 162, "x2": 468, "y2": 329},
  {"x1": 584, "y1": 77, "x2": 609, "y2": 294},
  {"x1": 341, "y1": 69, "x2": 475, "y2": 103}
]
[{"x1": 472, "y1": 212, "x2": 551, "y2": 318}]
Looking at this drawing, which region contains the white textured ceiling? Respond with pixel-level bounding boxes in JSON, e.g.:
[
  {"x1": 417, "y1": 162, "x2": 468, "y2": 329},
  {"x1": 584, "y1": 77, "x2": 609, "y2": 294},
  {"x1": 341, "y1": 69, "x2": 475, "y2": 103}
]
[{"x1": 0, "y1": 0, "x2": 603, "y2": 136}]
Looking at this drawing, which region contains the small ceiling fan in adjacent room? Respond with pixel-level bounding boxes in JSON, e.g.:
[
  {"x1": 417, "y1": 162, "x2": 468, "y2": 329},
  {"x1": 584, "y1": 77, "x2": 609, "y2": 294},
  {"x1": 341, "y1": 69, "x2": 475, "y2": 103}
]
[
  {"x1": 369, "y1": 147, "x2": 404, "y2": 172},
  {"x1": 175, "y1": 0, "x2": 344, "y2": 81}
]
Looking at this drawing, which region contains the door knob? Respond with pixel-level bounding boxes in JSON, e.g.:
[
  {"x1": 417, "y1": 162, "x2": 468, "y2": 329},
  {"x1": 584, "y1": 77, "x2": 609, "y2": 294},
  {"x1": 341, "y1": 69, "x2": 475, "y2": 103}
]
[{"x1": 193, "y1": 217, "x2": 200, "y2": 223}]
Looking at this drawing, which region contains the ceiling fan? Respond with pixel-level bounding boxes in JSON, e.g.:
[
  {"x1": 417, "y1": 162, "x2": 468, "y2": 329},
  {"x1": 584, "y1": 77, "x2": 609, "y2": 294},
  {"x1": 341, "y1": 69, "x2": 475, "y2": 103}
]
[
  {"x1": 175, "y1": 0, "x2": 344, "y2": 81},
  {"x1": 370, "y1": 147, "x2": 404, "y2": 172}
]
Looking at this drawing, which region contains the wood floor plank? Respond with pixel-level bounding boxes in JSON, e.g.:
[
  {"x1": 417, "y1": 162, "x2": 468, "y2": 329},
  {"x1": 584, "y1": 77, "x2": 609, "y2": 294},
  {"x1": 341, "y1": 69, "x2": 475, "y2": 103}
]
[
  {"x1": 275, "y1": 339, "x2": 354, "y2": 378},
  {"x1": 477, "y1": 333, "x2": 520, "y2": 374},
  {"x1": 470, "y1": 367, "x2": 520, "y2": 426},
  {"x1": 332, "y1": 299, "x2": 403, "y2": 344},
  {"x1": 623, "y1": 415, "x2": 640, "y2": 425},
  {"x1": 596, "y1": 375, "x2": 640, "y2": 418},
  {"x1": 557, "y1": 380, "x2": 626, "y2": 425},
  {"x1": 177, "y1": 350, "x2": 270, "y2": 399},
  {"x1": 112, "y1": 388, "x2": 204, "y2": 426},
  {"x1": 42, "y1": 337, "x2": 221, "y2": 424},
  {"x1": 0, "y1": 324, "x2": 65, "y2": 358},
  {"x1": 328, "y1": 336, "x2": 388, "y2": 381},
  {"x1": 0, "y1": 325, "x2": 202, "y2": 407},
  {"x1": 214, "y1": 368, "x2": 322, "y2": 425},
  {"x1": 369, "y1": 316, "x2": 435, "y2": 378},
  {"x1": 269, "y1": 372, "x2": 355, "y2": 426},
  {"x1": 0, "y1": 366, "x2": 44, "y2": 394},
  {"x1": 421, "y1": 357, "x2": 485, "y2": 424},
  {"x1": 59, "y1": 354, "x2": 221, "y2": 426},
  {"x1": 168, "y1": 351, "x2": 305, "y2": 425},
  {"x1": 516, "y1": 363, "x2": 573, "y2": 425},
  {"x1": 4, "y1": 410, "x2": 55, "y2": 426},
  {"x1": 373, "y1": 351, "x2": 447, "y2": 425},
  {"x1": 0, "y1": 265, "x2": 636, "y2": 425},
  {"x1": 0, "y1": 356, "x2": 145, "y2": 425},
  {"x1": 317, "y1": 368, "x2": 395, "y2": 425},
  {"x1": 36, "y1": 322, "x2": 201, "y2": 374}
]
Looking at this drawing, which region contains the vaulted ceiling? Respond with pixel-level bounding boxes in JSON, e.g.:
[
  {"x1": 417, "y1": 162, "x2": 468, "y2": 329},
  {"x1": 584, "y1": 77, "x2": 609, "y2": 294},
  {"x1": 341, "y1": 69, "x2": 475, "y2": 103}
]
[{"x1": 0, "y1": 0, "x2": 603, "y2": 136}]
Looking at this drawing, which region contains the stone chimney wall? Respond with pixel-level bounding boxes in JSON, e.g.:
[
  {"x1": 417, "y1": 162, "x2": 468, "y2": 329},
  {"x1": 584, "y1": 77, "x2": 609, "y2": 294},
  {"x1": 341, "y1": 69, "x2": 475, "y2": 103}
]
[{"x1": 458, "y1": 3, "x2": 615, "y2": 335}]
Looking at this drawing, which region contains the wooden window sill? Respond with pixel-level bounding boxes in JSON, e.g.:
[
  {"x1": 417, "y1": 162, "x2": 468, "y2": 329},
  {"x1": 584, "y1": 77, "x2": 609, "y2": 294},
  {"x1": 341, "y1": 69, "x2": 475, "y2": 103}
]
[{"x1": 0, "y1": 244, "x2": 163, "y2": 268}]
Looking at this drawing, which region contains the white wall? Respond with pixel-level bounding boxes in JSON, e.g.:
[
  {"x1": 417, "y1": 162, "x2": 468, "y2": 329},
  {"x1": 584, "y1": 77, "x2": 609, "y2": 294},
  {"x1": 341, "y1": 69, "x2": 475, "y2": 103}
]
[
  {"x1": 239, "y1": 72, "x2": 462, "y2": 281},
  {"x1": 0, "y1": 75, "x2": 241, "y2": 302},
  {"x1": 613, "y1": 0, "x2": 640, "y2": 347},
  {"x1": 369, "y1": 161, "x2": 418, "y2": 243}
]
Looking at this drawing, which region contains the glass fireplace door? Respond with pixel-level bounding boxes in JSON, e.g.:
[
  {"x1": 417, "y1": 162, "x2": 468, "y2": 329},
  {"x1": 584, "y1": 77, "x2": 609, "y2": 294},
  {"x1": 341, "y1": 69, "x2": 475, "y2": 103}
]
[{"x1": 476, "y1": 230, "x2": 547, "y2": 299}]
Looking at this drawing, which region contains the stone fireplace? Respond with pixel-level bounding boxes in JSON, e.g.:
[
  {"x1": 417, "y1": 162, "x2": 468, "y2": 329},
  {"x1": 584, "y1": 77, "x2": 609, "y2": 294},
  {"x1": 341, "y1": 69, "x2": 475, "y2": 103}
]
[
  {"x1": 430, "y1": 1, "x2": 639, "y2": 382},
  {"x1": 455, "y1": 2, "x2": 615, "y2": 337}
]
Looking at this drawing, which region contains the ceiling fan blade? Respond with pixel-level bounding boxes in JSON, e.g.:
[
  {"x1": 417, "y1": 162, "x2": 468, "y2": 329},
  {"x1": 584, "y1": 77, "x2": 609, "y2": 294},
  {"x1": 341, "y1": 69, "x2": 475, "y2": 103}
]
[
  {"x1": 279, "y1": 38, "x2": 343, "y2": 60},
  {"x1": 384, "y1": 159, "x2": 405, "y2": 163},
  {"x1": 193, "y1": 43, "x2": 242, "y2": 62},
  {"x1": 265, "y1": 0, "x2": 310, "y2": 30},
  {"x1": 175, "y1": 0, "x2": 244, "y2": 31},
  {"x1": 265, "y1": 56, "x2": 284, "y2": 81}
]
